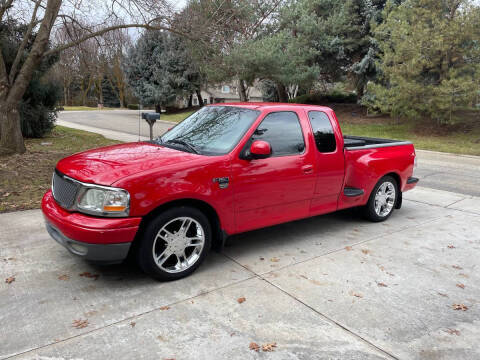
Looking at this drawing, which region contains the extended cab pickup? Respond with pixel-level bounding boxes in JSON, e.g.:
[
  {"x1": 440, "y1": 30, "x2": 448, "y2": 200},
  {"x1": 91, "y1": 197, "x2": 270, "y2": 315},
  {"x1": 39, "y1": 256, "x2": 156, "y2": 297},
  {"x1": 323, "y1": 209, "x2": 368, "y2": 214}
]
[{"x1": 42, "y1": 103, "x2": 418, "y2": 280}]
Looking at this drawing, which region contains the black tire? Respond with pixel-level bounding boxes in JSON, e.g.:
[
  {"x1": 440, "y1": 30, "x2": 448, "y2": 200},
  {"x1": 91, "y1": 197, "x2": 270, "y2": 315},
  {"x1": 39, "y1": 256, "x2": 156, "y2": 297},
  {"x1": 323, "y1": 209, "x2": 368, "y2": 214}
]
[
  {"x1": 137, "y1": 206, "x2": 212, "y2": 281},
  {"x1": 363, "y1": 176, "x2": 398, "y2": 222}
]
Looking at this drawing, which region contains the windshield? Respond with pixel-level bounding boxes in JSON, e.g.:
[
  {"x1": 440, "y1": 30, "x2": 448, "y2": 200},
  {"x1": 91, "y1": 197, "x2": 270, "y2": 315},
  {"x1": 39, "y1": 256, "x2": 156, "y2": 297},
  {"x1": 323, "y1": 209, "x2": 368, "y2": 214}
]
[{"x1": 158, "y1": 106, "x2": 260, "y2": 155}]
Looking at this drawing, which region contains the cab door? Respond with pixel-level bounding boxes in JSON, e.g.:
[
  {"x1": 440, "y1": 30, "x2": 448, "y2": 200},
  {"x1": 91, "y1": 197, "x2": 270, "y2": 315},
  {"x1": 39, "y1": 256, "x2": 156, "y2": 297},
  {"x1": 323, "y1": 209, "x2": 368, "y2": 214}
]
[
  {"x1": 307, "y1": 110, "x2": 345, "y2": 215},
  {"x1": 231, "y1": 110, "x2": 316, "y2": 233}
]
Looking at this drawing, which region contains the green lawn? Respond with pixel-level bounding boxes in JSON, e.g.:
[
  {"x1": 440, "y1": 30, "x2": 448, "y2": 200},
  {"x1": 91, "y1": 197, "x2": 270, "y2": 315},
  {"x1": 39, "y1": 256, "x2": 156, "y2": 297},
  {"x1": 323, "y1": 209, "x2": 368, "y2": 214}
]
[
  {"x1": 161, "y1": 110, "x2": 195, "y2": 123},
  {"x1": 0, "y1": 126, "x2": 120, "y2": 213},
  {"x1": 340, "y1": 121, "x2": 480, "y2": 156}
]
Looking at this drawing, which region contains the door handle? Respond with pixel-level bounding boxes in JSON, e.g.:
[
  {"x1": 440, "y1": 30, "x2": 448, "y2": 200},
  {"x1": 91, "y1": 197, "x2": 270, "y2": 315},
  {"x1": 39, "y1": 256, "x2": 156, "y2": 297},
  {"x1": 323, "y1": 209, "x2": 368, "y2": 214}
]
[{"x1": 302, "y1": 165, "x2": 314, "y2": 174}]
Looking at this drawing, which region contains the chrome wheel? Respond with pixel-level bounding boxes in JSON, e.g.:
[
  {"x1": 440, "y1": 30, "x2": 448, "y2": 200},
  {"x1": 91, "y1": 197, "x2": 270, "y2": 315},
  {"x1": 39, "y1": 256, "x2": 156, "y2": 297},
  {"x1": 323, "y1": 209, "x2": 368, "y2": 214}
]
[
  {"x1": 152, "y1": 217, "x2": 205, "y2": 274},
  {"x1": 374, "y1": 181, "x2": 396, "y2": 217}
]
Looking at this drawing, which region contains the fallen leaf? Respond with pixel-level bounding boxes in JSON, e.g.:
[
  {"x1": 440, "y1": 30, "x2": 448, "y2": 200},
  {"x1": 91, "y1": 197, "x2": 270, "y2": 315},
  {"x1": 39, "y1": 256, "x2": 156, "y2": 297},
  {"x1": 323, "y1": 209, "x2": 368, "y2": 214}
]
[
  {"x1": 3, "y1": 192, "x2": 10, "y2": 198},
  {"x1": 437, "y1": 292, "x2": 448, "y2": 297},
  {"x1": 249, "y1": 342, "x2": 260, "y2": 352},
  {"x1": 160, "y1": 306, "x2": 170, "y2": 311},
  {"x1": 452, "y1": 265, "x2": 463, "y2": 270},
  {"x1": 445, "y1": 328, "x2": 460, "y2": 336},
  {"x1": 270, "y1": 257, "x2": 279, "y2": 262},
  {"x1": 58, "y1": 274, "x2": 69, "y2": 281},
  {"x1": 259, "y1": 257, "x2": 265, "y2": 261},
  {"x1": 262, "y1": 342, "x2": 277, "y2": 352},
  {"x1": 377, "y1": 282, "x2": 388, "y2": 287},
  {"x1": 5, "y1": 276, "x2": 15, "y2": 284},
  {"x1": 361, "y1": 249, "x2": 370, "y2": 255},
  {"x1": 456, "y1": 283, "x2": 465, "y2": 289},
  {"x1": 351, "y1": 291, "x2": 363, "y2": 298},
  {"x1": 452, "y1": 303, "x2": 468, "y2": 311},
  {"x1": 79, "y1": 272, "x2": 99, "y2": 280},
  {"x1": 447, "y1": 245, "x2": 455, "y2": 249},
  {"x1": 237, "y1": 297, "x2": 246, "y2": 304},
  {"x1": 130, "y1": 322, "x2": 136, "y2": 328},
  {"x1": 345, "y1": 246, "x2": 352, "y2": 251},
  {"x1": 72, "y1": 319, "x2": 89, "y2": 329},
  {"x1": 458, "y1": 273, "x2": 469, "y2": 278}
]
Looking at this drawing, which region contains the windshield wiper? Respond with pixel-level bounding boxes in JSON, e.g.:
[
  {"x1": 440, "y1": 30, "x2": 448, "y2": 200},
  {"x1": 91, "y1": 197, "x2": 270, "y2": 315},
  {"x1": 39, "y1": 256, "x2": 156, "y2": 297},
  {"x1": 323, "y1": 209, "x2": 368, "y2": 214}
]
[{"x1": 165, "y1": 139, "x2": 199, "y2": 154}]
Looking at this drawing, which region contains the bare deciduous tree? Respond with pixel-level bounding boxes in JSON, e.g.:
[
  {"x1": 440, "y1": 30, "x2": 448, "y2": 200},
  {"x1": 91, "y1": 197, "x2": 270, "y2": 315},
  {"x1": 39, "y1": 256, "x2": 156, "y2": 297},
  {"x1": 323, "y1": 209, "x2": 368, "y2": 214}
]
[{"x1": 0, "y1": 0, "x2": 180, "y2": 155}]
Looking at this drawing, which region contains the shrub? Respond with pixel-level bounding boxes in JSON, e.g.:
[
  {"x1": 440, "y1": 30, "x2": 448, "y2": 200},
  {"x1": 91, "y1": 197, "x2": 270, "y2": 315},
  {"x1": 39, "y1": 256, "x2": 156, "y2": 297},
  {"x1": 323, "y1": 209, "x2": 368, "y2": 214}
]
[
  {"x1": 20, "y1": 78, "x2": 61, "y2": 138},
  {"x1": 127, "y1": 104, "x2": 139, "y2": 110}
]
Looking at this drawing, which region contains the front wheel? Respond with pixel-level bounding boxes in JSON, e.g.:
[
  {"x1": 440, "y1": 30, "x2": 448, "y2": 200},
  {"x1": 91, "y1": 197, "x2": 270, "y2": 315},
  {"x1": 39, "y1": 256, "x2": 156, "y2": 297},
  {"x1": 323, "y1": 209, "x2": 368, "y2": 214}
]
[
  {"x1": 363, "y1": 176, "x2": 398, "y2": 222},
  {"x1": 137, "y1": 206, "x2": 211, "y2": 281}
]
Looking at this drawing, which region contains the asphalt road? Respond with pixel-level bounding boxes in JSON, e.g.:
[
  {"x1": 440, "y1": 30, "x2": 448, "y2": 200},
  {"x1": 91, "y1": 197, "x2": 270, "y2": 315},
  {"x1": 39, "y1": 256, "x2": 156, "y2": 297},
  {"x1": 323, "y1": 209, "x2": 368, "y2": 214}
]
[
  {"x1": 59, "y1": 109, "x2": 174, "y2": 140},
  {"x1": 58, "y1": 110, "x2": 480, "y2": 196}
]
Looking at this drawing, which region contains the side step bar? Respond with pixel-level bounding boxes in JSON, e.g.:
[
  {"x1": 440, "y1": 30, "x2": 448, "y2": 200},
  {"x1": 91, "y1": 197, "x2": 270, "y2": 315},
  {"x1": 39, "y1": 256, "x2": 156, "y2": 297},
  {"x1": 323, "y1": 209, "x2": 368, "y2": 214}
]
[
  {"x1": 344, "y1": 187, "x2": 364, "y2": 197},
  {"x1": 407, "y1": 177, "x2": 419, "y2": 184}
]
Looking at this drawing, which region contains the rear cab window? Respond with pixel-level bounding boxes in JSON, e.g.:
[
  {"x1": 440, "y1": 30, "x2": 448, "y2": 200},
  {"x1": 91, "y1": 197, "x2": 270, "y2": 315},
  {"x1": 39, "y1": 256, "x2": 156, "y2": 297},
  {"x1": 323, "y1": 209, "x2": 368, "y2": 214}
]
[
  {"x1": 252, "y1": 111, "x2": 305, "y2": 156},
  {"x1": 308, "y1": 111, "x2": 337, "y2": 153}
]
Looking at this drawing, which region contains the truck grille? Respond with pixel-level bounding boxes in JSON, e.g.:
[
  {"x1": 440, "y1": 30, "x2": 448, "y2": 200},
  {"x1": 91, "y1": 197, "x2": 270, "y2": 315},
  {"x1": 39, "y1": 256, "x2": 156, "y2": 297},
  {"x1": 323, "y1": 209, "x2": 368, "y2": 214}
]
[{"x1": 52, "y1": 171, "x2": 79, "y2": 209}]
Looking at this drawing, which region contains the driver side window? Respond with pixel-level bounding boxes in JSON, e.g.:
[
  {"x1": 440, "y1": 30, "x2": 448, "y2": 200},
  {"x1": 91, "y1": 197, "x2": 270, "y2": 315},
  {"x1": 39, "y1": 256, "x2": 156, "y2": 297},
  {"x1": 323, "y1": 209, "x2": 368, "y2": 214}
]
[{"x1": 252, "y1": 112, "x2": 305, "y2": 157}]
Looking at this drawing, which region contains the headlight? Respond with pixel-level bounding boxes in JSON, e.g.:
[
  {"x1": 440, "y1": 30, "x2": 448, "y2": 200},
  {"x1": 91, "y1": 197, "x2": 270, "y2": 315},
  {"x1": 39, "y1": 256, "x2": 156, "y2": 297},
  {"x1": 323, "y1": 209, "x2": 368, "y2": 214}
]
[{"x1": 77, "y1": 186, "x2": 129, "y2": 217}]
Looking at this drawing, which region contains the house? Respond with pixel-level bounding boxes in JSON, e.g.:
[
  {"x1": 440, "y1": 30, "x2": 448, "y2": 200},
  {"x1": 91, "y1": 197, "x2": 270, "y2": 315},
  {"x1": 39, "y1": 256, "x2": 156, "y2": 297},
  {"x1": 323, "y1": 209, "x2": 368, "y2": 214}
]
[{"x1": 177, "y1": 82, "x2": 264, "y2": 108}]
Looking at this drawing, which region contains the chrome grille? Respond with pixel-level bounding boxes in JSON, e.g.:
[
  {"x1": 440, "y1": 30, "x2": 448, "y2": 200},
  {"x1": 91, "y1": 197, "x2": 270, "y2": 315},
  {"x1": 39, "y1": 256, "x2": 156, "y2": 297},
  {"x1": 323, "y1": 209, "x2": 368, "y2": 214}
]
[{"x1": 52, "y1": 171, "x2": 79, "y2": 209}]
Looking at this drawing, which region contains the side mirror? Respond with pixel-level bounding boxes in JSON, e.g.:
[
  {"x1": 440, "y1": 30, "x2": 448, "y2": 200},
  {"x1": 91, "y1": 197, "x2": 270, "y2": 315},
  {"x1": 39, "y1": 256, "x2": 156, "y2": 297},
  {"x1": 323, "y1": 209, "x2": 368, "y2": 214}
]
[{"x1": 249, "y1": 140, "x2": 272, "y2": 159}]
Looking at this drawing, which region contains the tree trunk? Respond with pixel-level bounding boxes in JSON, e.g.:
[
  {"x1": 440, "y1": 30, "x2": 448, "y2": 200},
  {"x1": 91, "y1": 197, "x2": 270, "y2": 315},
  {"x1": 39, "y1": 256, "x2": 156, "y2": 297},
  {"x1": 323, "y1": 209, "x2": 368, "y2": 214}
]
[
  {"x1": 275, "y1": 82, "x2": 288, "y2": 103},
  {"x1": 238, "y1": 79, "x2": 248, "y2": 102},
  {"x1": 0, "y1": 102, "x2": 26, "y2": 155},
  {"x1": 188, "y1": 94, "x2": 193, "y2": 107},
  {"x1": 155, "y1": 104, "x2": 161, "y2": 113},
  {"x1": 196, "y1": 90, "x2": 204, "y2": 107},
  {"x1": 356, "y1": 82, "x2": 364, "y2": 100}
]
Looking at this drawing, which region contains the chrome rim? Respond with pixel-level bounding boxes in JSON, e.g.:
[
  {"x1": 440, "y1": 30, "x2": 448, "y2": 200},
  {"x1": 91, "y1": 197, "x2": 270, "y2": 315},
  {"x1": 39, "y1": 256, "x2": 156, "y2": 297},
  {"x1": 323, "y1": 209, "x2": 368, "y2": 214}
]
[
  {"x1": 152, "y1": 217, "x2": 205, "y2": 274},
  {"x1": 374, "y1": 181, "x2": 396, "y2": 217}
]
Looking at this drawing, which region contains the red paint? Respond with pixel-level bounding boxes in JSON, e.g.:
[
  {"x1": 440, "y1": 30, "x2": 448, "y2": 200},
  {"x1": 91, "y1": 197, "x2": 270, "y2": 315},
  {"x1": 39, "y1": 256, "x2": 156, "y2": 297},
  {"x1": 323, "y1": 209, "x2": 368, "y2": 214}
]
[
  {"x1": 42, "y1": 103, "x2": 417, "y2": 245},
  {"x1": 250, "y1": 140, "x2": 272, "y2": 157},
  {"x1": 42, "y1": 191, "x2": 141, "y2": 244}
]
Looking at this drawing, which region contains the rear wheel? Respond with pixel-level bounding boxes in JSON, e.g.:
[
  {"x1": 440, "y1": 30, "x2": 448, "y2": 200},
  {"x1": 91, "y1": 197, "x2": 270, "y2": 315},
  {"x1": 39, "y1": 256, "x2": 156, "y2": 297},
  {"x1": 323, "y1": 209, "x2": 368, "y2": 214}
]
[
  {"x1": 363, "y1": 176, "x2": 398, "y2": 222},
  {"x1": 137, "y1": 206, "x2": 211, "y2": 281}
]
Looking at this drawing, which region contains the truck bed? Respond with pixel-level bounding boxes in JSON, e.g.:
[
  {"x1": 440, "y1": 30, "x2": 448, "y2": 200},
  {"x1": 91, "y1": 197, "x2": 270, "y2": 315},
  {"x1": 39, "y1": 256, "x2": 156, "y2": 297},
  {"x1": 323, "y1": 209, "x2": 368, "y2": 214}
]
[{"x1": 344, "y1": 135, "x2": 412, "y2": 150}]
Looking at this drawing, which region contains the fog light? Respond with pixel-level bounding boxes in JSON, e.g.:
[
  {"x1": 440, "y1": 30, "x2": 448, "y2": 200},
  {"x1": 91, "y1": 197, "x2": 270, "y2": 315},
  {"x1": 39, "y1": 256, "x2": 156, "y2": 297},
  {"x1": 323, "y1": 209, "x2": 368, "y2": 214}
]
[{"x1": 68, "y1": 242, "x2": 88, "y2": 255}]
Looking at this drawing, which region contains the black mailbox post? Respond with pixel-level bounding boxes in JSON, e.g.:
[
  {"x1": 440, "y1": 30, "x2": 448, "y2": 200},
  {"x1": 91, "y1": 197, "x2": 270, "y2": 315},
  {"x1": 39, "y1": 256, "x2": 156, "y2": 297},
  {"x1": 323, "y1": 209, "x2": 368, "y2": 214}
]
[{"x1": 142, "y1": 112, "x2": 160, "y2": 140}]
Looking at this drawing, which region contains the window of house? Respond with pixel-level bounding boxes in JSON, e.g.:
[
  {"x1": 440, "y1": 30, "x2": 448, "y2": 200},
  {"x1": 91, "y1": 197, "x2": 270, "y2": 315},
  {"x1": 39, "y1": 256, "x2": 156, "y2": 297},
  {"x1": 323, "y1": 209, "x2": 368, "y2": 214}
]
[
  {"x1": 204, "y1": 98, "x2": 208, "y2": 105},
  {"x1": 192, "y1": 97, "x2": 198, "y2": 106},
  {"x1": 221, "y1": 85, "x2": 230, "y2": 94},
  {"x1": 308, "y1": 111, "x2": 336, "y2": 153},
  {"x1": 252, "y1": 112, "x2": 305, "y2": 156}
]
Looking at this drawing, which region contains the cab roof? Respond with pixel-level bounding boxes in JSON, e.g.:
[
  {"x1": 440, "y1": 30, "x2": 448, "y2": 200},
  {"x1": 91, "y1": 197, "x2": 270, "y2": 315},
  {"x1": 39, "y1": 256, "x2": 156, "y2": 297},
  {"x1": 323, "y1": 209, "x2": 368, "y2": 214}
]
[{"x1": 208, "y1": 102, "x2": 334, "y2": 113}]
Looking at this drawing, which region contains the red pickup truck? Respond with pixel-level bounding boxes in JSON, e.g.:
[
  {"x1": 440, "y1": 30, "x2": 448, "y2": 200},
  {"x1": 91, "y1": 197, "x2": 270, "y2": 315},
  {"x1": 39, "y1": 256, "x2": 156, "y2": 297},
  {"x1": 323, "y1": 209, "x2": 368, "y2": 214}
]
[{"x1": 42, "y1": 103, "x2": 418, "y2": 280}]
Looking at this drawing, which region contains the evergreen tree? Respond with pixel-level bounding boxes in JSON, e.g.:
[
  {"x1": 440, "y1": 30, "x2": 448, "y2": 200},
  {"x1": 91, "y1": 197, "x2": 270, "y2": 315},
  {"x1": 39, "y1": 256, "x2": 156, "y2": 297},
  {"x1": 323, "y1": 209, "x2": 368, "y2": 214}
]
[
  {"x1": 365, "y1": 0, "x2": 480, "y2": 123},
  {"x1": 125, "y1": 31, "x2": 202, "y2": 111}
]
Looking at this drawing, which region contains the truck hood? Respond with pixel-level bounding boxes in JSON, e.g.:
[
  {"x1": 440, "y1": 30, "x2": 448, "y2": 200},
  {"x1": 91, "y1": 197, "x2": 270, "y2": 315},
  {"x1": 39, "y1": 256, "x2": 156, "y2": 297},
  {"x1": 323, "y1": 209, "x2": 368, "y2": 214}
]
[{"x1": 56, "y1": 142, "x2": 201, "y2": 185}]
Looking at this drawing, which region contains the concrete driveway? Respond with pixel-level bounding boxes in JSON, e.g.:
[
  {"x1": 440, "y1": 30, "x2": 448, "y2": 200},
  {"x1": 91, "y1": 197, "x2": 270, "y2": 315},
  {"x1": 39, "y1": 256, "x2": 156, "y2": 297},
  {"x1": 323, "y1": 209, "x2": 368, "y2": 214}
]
[
  {"x1": 58, "y1": 110, "x2": 480, "y2": 197},
  {"x1": 1, "y1": 187, "x2": 479, "y2": 359}
]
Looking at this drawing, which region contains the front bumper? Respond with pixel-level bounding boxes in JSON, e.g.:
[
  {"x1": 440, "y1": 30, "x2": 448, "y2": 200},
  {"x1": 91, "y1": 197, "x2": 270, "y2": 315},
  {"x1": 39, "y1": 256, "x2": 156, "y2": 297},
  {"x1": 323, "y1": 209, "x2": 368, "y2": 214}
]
[
  {"x1": 46, "y1": 222, "x2": 131, "y2": 264},
  {"x1": 42, "y1": 190, "x2": 141, "y2": 264}
]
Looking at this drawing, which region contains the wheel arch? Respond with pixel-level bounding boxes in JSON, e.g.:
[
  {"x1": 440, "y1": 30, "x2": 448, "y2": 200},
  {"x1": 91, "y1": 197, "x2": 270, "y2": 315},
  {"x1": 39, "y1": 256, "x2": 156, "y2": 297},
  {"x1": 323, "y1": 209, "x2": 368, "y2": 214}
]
[
  {"x1": 133, "y1": 198, "x2": 225, "y2": 252},
  {"x1": 369, "y1": 172, "x2": 402, "y2": 208}
]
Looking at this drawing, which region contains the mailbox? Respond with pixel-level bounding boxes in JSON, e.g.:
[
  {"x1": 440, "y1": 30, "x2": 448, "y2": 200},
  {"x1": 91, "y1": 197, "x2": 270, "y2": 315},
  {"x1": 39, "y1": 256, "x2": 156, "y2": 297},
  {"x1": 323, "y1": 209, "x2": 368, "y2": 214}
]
[{"x1": 142, "y1": 112, "x2": 160, "y2": 140}]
